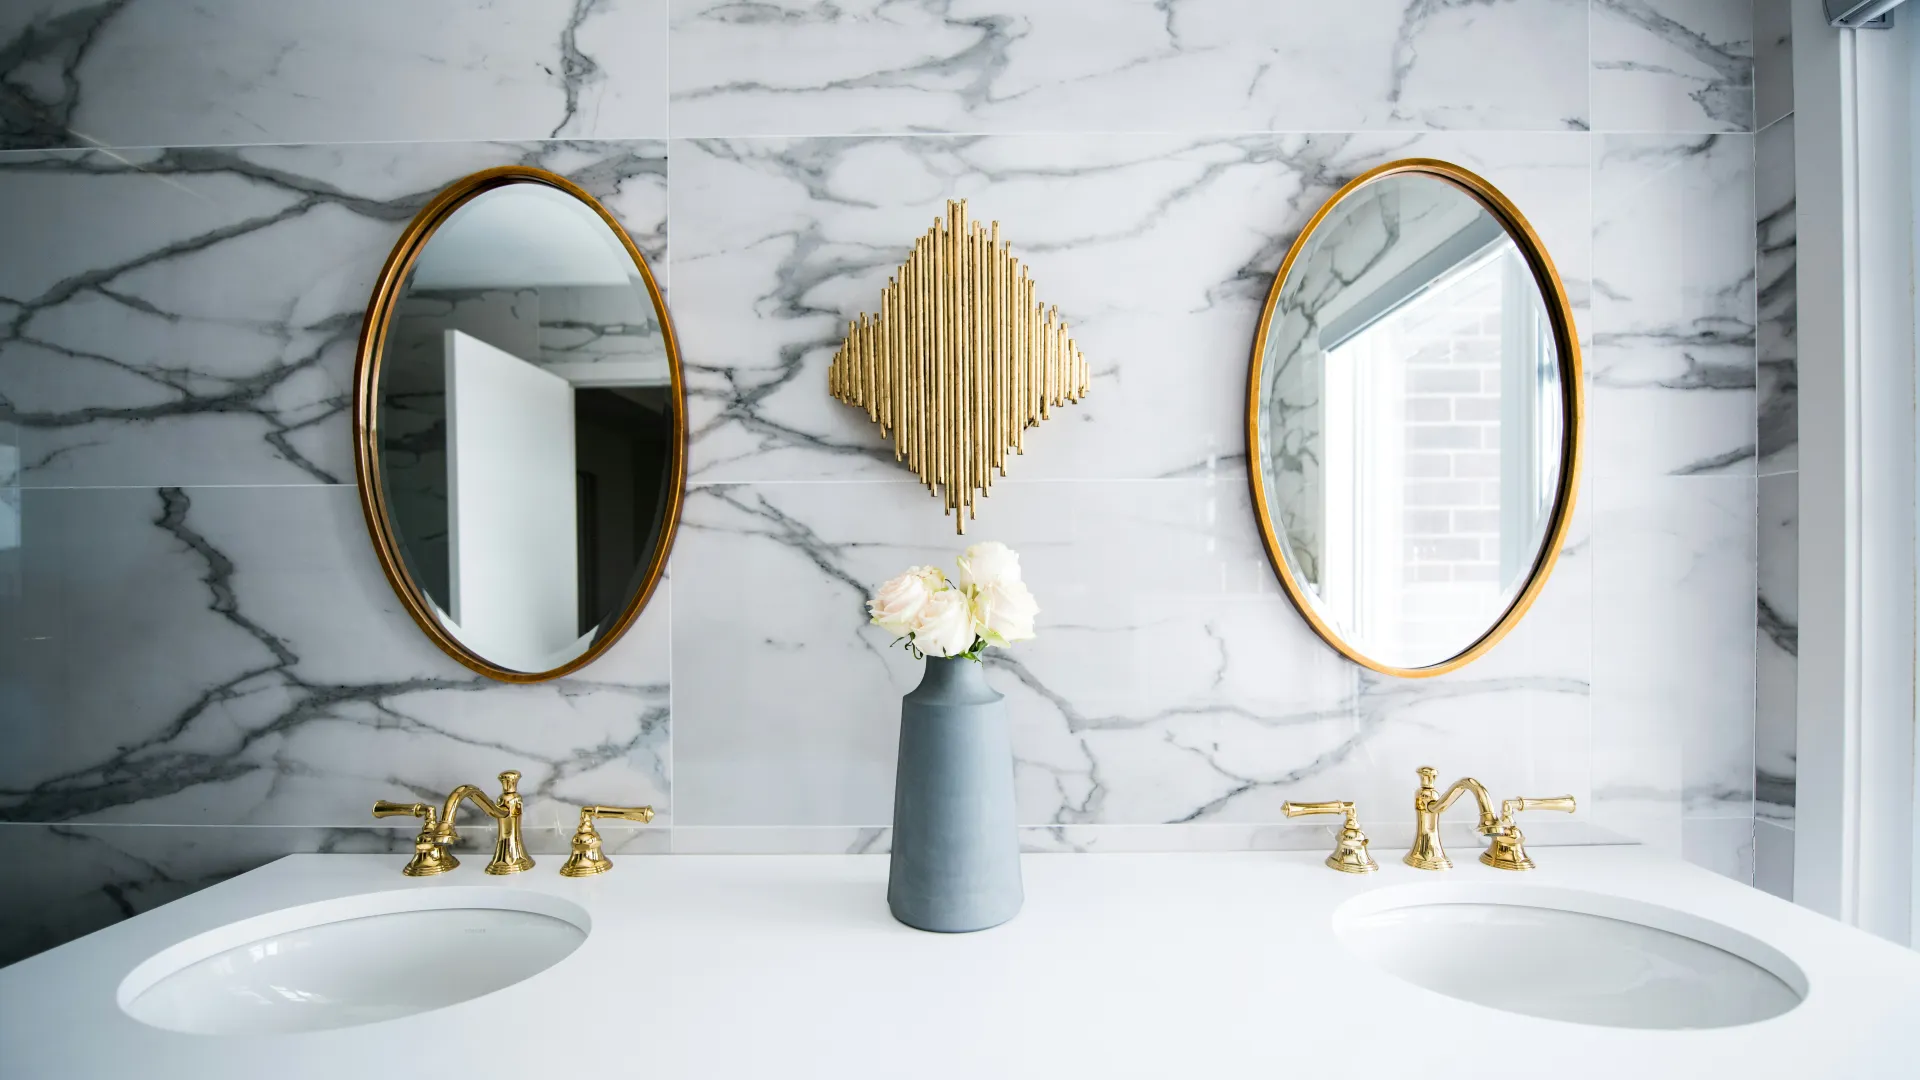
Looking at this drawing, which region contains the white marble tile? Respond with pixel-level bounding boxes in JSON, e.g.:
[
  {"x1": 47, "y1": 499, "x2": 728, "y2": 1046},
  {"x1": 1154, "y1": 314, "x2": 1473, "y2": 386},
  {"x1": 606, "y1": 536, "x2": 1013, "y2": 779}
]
[
  {"x1": 1592, "y1": 0, "x2": 1754, "y2": 133},
  {"x1": 0, "y1": 140, "x2": 667, "y2": 489},
  {"x1": 1339, "y1": 498, "x2": 1594, "y2": 824},
  {"x1": 1682, "y1": 814, "x2": 1755, "y2": 883},
  {"x1": 667, "y1": 0, "x2": 1589, "y2": 138},
  {"x1": 1591, "y1": 475, "x2": 1756, "y2": 853},
  {"x1": 1752, "y1": 0, "x2": 1794, "y2": 131},
  {"x1": 0, "y1": 0, "x2": 667, "y2": 151},
  {"x1": 671, "y1": 131, "x2": 1590, "y2": 484},
  {"x1": 0, "y1": 823, "x2": 403, "y2": 966},
  {"x1": 674, "y1": 471, "x2": 1597, "y2": 831},
  {"x1": 1590, "y1": 133, "x2": 1756, "y2": 477},
  {"x1": 1754, "y1": 818, "x2": 1793, "y2": 899},
  {"x1": 1757, "y1": 115, "x2": 1797, "y2": 474},
  {"x1": 0, "y1": 485, "x2": 673, "y2": 828},
  {"x1": 669, "y1": 477, "x2": 1364, "y2": 827},
  {"x1": 1756, "y1": 471, "x2": 1796, "y2": 824},
  {"x1": 0, "y1": 820, "x2": 670, "y2": 966}
]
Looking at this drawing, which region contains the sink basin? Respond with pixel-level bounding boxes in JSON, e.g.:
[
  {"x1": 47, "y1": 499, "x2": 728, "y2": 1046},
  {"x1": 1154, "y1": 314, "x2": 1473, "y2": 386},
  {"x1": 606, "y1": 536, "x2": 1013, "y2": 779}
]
[
  {"x1": 118, "y1": 887, "x2": 589, "y2": 1035},
  {"x1": 1335, "y1": 884, "x2": 1805, "y2": 1029}
]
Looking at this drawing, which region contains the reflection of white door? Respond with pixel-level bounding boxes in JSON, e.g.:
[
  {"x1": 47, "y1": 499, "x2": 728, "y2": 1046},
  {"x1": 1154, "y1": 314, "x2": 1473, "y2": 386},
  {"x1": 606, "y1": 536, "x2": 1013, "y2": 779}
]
[{"x1": 445, "y1": 329, "x2": 578, "y2": 671}]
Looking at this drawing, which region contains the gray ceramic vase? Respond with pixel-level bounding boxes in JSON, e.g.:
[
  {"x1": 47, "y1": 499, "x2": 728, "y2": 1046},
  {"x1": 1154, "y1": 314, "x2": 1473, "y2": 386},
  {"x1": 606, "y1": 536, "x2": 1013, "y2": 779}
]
[{"x1": 887, "y1": 656, "x2": 1024, "y2": 933}]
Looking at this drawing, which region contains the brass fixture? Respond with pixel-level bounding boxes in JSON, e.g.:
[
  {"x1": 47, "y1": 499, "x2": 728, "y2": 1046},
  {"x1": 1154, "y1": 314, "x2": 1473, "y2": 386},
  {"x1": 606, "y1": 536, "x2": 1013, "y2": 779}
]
[
  {"x1": 1281, "y1": 800, "x2": 1379, "y2": 873},
  {"x1": 371, "y1": 800, "x2": 458, "y2": 877},
  {"x1": 437, "y1": 770, "x2": 537, "y2": 875},
  {"x1": 1482, "y1": 795, "x2": 1577, "y2": 871},
  {"x1": 1404, "y1": 766, "x2": 1501, "y2": 871},
  {"x1": 827, "y1": 199, "x2": 1091, "y2": 533},
  {"x1": 559, "y1": 805, "x2": 657, "y2": 878},
  {"x1": 373, "y1": 770, "x2": 537, "y2": 876}
]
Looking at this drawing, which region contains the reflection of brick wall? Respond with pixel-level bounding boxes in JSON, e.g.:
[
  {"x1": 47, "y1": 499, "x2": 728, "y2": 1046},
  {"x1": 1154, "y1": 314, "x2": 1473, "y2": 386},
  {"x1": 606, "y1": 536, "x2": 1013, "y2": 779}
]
[{"x1": 1397, "y1": 270, "x2": 1504, "y2": 647}]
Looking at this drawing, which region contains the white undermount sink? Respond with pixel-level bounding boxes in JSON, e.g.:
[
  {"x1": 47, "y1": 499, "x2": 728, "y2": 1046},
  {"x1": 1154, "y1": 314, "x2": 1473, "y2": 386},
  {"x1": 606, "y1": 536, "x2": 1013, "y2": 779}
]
[
  {"x1": 117, "y1": 887, "x2": 590, "y2": 1035},
  {"x1": 1336, "y1": 883, "x2": 1806, "y2": 1029}
]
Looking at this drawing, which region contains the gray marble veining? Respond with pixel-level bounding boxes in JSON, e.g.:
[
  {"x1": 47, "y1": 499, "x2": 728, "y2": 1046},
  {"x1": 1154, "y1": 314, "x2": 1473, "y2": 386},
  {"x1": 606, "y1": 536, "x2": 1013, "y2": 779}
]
[
  {"x1": 0, "y1": 140, "x2": 667, "y2": 489},
  {"x1": 0, "y1": 0, "x2": 667, "y2": 152},
  {"x1": 1752, "y1": 0, "x2": 1793, "y2": 131},
  {"x1": 672, "y1": 130, "x2": 1590, "y2": 485},
  {"x1": 1756, "y1": 115, "x2": 1797, "y2": 475},
  {"x1": 1590, "y1": 133, "x2": 1756, "y2": 478},
  {"x1": 1756, "y1": 471, "x2": 1796, "y2": 824},
  {"x1": 1592, "y1": 0, "x2": 1754, "y2": 133},
  {"x1": 0, "y1": 485, "x2": 673, "y2": 829},
  {"x1": 669, "y1": 0, "x2": 1590, "y2": 137}
]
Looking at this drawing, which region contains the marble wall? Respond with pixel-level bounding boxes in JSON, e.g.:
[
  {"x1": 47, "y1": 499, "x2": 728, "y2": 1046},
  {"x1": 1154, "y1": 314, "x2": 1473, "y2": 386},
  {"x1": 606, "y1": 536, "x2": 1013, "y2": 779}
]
[
  {"x1": 0, "y1": 0, "x2": 1762, "y2": 965},
  {"x1": 1752, "y1": 0, "x2": 1797, "y2": 901}
]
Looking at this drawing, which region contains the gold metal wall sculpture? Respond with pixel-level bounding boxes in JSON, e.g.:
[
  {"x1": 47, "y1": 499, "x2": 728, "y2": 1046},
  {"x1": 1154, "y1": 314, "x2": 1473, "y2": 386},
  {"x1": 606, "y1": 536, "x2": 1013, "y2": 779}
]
[{"x1": 828, "y1": 199, "x2": 1090, "y2": 533}]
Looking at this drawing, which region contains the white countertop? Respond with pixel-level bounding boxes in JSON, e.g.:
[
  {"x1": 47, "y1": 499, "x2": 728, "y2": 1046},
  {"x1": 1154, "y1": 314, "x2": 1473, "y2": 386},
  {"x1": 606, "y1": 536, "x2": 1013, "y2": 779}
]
[{"x1": 5, "y1": 848, "x2": 1920, "y2": 1079}]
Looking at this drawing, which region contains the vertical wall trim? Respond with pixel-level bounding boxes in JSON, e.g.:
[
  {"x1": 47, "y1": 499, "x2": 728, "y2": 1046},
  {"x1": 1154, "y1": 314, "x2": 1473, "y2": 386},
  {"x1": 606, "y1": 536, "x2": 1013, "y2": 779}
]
[
  {"x1": 1791, "y1": 1, "x2": 1918, "y2": 942},
  {"x1": 1854, "y1": 12, "x2": 1916, "y2": 945},
  {"x1": 1792, "y1": 0, "x2": 1863, "y2": 924}
]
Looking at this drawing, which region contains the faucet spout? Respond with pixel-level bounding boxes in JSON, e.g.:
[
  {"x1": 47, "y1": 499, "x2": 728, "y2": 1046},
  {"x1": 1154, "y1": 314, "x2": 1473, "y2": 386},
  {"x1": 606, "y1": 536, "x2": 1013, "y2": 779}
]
[
  {"x1": 1404, "y1": 766, "x2": 1499, "y2": 871},
  {"x1": 437, "y1": 784, "x2": 507, "y2": 837},
  {"x1": 1434, "y1": 777, "x2": 1499, "y2": 834},
  {"x1": 431, "y1": 770, "x2": 535, "y2": 875}
]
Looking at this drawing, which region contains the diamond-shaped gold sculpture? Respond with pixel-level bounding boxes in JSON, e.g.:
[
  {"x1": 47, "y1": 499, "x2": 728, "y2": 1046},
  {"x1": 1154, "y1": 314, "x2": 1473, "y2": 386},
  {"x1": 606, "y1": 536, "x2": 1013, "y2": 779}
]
[{"x1": 828, "y1": 200, "x2": 1090, "y2": 533}]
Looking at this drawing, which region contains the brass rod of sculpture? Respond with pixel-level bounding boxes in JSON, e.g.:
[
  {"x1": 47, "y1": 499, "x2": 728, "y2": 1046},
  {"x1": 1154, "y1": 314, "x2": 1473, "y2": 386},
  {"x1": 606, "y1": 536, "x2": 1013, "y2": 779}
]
[
  {"x1": 952, "y1": 205, "x2": 966, "y2": 523},
  {"x1": 826, "y1": 199, "x2": 1086, "y2": 530},
  {"x1": 998, "y1": 227, "x2": 1013, "y2": 474},
  {"x1": 932, "y1": 220, "x2": 945, "y2": 502},
  {"x1": 970, "y1": 223, "x2": 984, "y2": 511},
  {"x1": 914, "y1": 236, "x2": 927, "y2": 485}
]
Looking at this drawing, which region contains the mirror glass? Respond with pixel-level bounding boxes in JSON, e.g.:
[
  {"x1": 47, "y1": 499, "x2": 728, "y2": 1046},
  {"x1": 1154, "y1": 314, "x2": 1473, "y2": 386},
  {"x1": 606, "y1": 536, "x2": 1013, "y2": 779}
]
[
  {"x1": 367, "y1": 177, "x2": 680, "y2": 678},
  {"x1": 1252, "y1": 167, "x2": 1574, "y2": 673}
]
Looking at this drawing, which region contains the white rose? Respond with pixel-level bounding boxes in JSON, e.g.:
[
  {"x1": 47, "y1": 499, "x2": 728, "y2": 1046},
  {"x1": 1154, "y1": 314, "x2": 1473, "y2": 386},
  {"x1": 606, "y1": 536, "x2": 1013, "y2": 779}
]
[
  {"x1": 868, "y1": 566, "x2": 943, "y2": 636},
  {"x1": 955, "y1": 541, "x2": 1023, "y2": 589},
  {"x1": 910, "y1": 587, "x2": 979, "y2": 658},
  {"x1": 973, "y1": 578, "x2": 1038, "y2": 646}
]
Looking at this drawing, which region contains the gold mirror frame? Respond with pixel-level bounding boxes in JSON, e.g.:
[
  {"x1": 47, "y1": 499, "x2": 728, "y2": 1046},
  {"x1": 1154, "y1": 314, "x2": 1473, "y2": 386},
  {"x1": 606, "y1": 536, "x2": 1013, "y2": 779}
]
[
  {"x1": 1244, "y1": 158, "x2": 1584, "y2": 679},
  {"x1": 351, "y1": 165, "x2": 686, "y2": 683}
]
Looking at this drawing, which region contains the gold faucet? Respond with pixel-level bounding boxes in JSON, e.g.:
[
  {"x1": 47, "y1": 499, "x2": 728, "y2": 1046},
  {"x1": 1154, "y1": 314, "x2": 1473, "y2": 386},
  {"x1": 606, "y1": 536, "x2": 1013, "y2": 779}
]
[
  {"x1": 1405, "y1": 766, "x2": 1500, "y2": 870},
  {"x1": 559, "y1": 805, "x2": 656, "y2": 877},
  {"x1": 371, "y1": 800, "x2": 458, "y2": 877},
  {"x1": 1281, "y1": 799, "x2": 1379, "y2": 873},
  {"x1": 1482, "y1": 795, "x2": 1577, "y2": 871},
  {"x1": 372, "y1": 769, "x2": 536, "y2": 876}
]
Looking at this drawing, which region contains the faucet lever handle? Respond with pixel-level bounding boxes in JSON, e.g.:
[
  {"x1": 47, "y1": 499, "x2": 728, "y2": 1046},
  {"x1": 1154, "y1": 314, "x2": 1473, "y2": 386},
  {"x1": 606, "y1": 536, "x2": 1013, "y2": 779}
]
[
  {"x1": 561, "y1": 804, "x2": 657, "y2": 878},
  {"x1": 583, "y1": 805, "x2": 656, "y2": 823},
  {"x1": 371, "y1": 800, "x2": 458, "y2": 877},
  {"x1": 1482, "y1": 794, "x2": 1576, "y2": 872},
  {"x1": 1281, "y1": 800, "x2": 1378, "y2": 874},
  {"x1": 1500, "y1": 795, "x2": 1576, "y2": 822},
  {"x1": 371, "y1": 800, "x2": 435, "y2": 824}
]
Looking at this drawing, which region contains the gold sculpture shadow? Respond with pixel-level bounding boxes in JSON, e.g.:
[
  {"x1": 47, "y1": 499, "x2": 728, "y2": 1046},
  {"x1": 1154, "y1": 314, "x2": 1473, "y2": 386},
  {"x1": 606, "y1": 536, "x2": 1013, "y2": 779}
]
[{"x1": 828, "y1": 199, "x2": 1090, "y2": 533}]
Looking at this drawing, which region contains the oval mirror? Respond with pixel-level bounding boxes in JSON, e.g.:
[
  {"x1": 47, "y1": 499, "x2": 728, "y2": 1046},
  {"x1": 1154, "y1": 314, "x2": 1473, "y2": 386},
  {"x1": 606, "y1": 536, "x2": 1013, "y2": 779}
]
[
  {"x1": 1247, "y1": 159, "x2": 1581, "y2": 677},
  {"x1": 352, "y1": 166, "x2": 684, "y2": 682}
]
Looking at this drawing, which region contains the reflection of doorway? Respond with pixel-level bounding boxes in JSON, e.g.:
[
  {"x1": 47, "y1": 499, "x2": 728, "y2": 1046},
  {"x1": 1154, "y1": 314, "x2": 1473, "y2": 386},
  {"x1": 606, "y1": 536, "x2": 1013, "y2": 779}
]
[
  {"x1": 572, "y1": 387, "x2": 674, "y2": 639},
  {"x1": 444, "y1": 330, "x2": 579, "y2": 670}
]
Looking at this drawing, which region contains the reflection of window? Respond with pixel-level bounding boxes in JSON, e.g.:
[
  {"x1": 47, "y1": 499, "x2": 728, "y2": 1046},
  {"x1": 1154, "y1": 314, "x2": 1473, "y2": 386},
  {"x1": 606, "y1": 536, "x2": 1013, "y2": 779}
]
[{"x1": 1320, "y1": 244, "x2": 1556, "y2": 663}]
